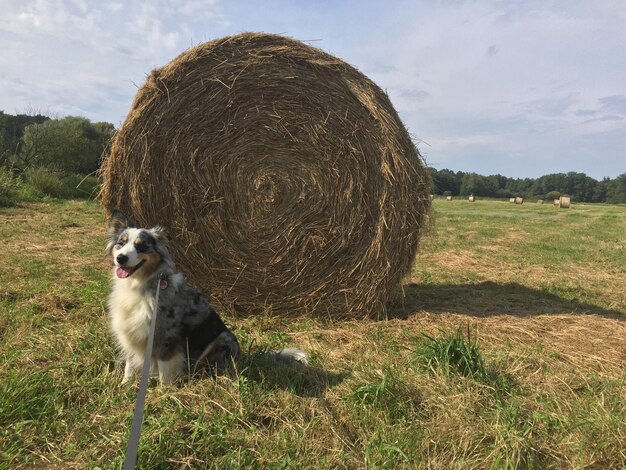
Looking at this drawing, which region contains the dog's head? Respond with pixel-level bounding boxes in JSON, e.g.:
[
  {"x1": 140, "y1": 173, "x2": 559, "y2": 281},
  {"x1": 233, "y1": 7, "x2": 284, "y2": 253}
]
[{"x1": 105, "y1": 210, "x2": 171, "y2": 280}]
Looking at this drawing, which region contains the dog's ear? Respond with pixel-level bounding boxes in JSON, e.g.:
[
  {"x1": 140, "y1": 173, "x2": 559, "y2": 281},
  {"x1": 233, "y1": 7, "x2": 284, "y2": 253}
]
[
  {"x1": 150, "y1": 226, "x2": 173, "y2": 267},
  {"x1": 108, "y1": 210, "x2": 135, "y2": 237},
  {"x1": 150, "y1": 225, "x2": 169, "y2": 243},
  {"x1": 105, "y1": 210, "x2": 136, "y2": 256}
]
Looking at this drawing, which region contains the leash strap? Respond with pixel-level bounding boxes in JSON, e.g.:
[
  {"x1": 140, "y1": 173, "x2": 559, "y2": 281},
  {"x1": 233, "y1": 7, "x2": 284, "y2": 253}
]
[{"x1": 123, "y1": 273, "x2": 165, "y2": 469}]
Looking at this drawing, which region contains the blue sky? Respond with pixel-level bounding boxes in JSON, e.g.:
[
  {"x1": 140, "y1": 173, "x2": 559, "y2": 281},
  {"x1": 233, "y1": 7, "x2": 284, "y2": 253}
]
[{"x1": 1, "y1": 0, "x2": 625, "y2": 179}]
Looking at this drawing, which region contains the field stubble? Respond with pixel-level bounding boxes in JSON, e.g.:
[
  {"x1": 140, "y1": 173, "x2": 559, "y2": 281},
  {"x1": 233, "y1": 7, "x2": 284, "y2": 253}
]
[{"x1": 0, "y1": 199, "x2": 624, "y2": 468}]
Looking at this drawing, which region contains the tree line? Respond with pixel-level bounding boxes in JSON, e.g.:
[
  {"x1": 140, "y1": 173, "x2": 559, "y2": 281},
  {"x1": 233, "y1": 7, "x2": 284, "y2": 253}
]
[
  {"x1": 0, "y1": 111, "x2": 116, "y2": 205},
  {"x1": 1, "y1": 110, "x2": 624, "y2": 204},
  {"x1": 429, "y1": 168, "x2": 626, "y2": 204},
  {"x1": 0, "y1": 110, "x2": 115, "y2": 175}
]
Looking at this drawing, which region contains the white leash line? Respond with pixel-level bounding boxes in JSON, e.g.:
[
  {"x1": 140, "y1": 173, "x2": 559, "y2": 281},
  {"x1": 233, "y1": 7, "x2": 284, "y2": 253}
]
[{"x1": 123, "y1": 273, "x2": 165, "y2": 470}]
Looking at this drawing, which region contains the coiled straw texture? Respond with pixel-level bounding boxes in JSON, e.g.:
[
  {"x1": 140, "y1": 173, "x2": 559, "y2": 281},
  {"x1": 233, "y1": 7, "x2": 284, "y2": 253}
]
[{"x1": 101, "y1": 33, "x2": 431, "y2": 318}]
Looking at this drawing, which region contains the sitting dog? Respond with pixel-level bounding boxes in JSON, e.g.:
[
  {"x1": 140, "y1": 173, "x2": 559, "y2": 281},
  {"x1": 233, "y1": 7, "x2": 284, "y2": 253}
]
[{"x1": 105, "y1": 210, "x2": 240, "y2": 384}]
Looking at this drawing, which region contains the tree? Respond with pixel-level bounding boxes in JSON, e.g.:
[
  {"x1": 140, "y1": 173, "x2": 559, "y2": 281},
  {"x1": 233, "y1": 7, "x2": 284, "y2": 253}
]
[
  {"x1": 93, "y1": 122, "x2": 116, "y2": 147},
  {"x1": 430, "y1": 168, "x2": 460, "y2": 195},
  {"x1": 459, "y1": 172, "x2": 486, "y2": 196},
  {"x1": 592, "y1": 178, "x2": 609, "y2": 203},
  {"x1": 606, "y1": 174, "x2": 626, "y2": 204},
  {"x1": 17, "y1": 116, "x2": 113, "y2": 174},
  {"x1": 0, "y1": 111, "x2": 49, "y2": 166},
  {"x1": 484, "y1": 174, "x2": 506, "y2": 197},
  {"x1": 545, "y1": 191, "x2": 561, "y2": 201}
]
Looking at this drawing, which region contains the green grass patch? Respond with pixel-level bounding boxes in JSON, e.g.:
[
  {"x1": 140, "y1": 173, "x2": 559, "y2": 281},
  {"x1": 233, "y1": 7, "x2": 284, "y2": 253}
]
[
  {"x1": 415, "y1": 324, "x2": 488, "y2": 380},
  {"x1": 0, "y1": 199, "x2": 624, "y2": 468}
]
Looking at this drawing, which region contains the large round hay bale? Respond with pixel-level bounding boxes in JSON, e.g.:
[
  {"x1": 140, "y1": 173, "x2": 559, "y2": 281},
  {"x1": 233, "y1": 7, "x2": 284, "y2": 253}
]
[
  {"x1": 101, "y1": 33, "x2": 431, "y2": 318},
  {"x1": 559, "y1": 196, "x2": 571, "y2": 209}
]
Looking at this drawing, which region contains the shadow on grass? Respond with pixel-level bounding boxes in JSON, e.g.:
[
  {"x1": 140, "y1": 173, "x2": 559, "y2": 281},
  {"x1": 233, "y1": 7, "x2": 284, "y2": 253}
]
[
  {"x1": 389, "y1": 281, "x2": 625, "y2": 320},
  {"x1": 236, "y1": 351, "x2": 350, "y2": 398}
]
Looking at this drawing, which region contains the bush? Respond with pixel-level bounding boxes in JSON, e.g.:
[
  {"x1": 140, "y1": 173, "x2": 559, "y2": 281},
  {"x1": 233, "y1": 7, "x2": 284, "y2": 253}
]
[
  {"x1": 23, "y1": 167, "x2": 65, "y2": 198},
  {"x1": 0, "y1": 168, "x2": 18, "y2": 207},
  {"x1": 7, "y1": 168, "x2": 101, "y2": 202},
  {"x1": 545, "y1": 191, "x2": 561, "y2": 200},
  {"x1": 62, "y1": 174, "x2": 101, "y2": 199}
]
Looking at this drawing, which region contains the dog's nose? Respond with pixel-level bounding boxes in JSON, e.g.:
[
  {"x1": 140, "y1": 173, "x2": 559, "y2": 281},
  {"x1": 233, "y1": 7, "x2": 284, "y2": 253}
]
[{"x1": 116, "y1": 254, "x2": 129, "y2": 265}]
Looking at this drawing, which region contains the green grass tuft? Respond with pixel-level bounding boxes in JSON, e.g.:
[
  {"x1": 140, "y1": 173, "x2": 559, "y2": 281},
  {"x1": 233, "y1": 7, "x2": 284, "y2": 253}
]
[{"x1": 415, "y1": 324, "x2": 488, "y2": 380}]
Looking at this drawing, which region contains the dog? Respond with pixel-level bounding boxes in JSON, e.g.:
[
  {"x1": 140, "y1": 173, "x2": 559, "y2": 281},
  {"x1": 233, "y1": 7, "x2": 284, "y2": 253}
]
[{"x1": 105, "y1": 210, "x2": 240, "y2": 384}]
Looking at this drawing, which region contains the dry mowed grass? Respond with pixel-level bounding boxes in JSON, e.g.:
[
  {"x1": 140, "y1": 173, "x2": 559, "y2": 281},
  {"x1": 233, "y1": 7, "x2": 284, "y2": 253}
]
[{"x1": 1, "y1": 198, "x2": 624, "y2": 469}]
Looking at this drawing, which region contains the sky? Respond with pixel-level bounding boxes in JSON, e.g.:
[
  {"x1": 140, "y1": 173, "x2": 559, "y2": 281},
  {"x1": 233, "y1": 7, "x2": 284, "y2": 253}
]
[{"x1": 1, "y1": 0, "x2": 625, "y2": 180}]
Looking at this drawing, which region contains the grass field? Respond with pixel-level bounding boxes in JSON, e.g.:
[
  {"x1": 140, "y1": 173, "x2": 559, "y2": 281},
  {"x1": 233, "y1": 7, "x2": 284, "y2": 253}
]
[{"x1": 1, "y1": 198, "x2": 624, "y2": 469}]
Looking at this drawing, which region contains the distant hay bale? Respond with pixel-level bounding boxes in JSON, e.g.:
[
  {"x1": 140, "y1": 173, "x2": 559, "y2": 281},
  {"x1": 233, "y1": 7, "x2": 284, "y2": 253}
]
[
  {"x1": 515, "y1": 197, "x2": 524, "y2": 205},
  {"x1": 509, "y1": 198, "x2": 515, "y2": 203},
  {"x1": 100, "y1": 32, "x2": 432, "y2": 318},
  {"x1": 554, "y1": 199, "x2": 561, "y2": 207},
  {"x1": 446, "y1": 196, "x2": 453, "y2": 201},
  {"x1": 468, "y1": 195, "x2": 475, "y2": 202},
  {"x1": 537, "y1": 199, "x2": 544, "y2": 204},
  {"x1": 559, "y1": 196, "x2": 571, "y2": 209}
]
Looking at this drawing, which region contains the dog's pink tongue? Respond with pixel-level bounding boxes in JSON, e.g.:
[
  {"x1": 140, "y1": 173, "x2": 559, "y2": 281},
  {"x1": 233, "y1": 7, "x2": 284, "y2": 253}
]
[{"x1": 116, "y1": 266, "x2": 134, "y2": 279}]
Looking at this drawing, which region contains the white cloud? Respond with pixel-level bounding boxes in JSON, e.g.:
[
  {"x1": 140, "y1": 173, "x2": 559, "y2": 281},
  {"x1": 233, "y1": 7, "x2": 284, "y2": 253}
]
[
  {"x1": 599, "y1": 95, "x2": 626, "y2": 115},
  {"x1": 341, "y1": 1, "x2": 626, "y2": 177},
  {"x1": 168, "y1": 0, "x2": 222, "y2": 19},
  {"x1": 104, "y1": 2, "x2": 123, "y2": 12},
  {"x1": 0, "y1": 0, "x2": 624, "y2": 178},
  {"x1": 0, "y1": 0, "x2": 226, "y2": 124}
]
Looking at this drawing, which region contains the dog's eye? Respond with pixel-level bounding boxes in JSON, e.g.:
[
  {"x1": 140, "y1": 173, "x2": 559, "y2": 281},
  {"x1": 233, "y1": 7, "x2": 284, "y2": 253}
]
[{"x1": 135, "y1": 241, "x2": 149, "y2": 252}]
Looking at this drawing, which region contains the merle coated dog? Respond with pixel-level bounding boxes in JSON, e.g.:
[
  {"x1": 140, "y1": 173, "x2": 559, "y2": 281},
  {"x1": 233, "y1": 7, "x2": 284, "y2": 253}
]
[{"x1": 105, "y1": 210, "x2": 239, "y2": 384}]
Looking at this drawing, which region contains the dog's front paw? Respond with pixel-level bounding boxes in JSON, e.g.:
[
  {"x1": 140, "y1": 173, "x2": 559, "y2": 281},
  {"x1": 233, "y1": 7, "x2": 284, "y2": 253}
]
[
  {"x1": 120, "y1": 361, "x2": 136, "y2": 385},
  {"x1": 157, "y1": 353, "x2": 184, "y2": 385}
]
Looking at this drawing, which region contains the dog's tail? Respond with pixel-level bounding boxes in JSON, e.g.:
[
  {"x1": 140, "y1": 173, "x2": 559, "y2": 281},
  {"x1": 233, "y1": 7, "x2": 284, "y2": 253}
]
[{"x1": 271, "y1": 348, "x2": 309, "y2": 365}]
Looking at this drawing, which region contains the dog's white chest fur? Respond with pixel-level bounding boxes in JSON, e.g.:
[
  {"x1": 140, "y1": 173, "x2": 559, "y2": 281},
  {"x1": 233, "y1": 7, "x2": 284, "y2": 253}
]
[{"x1": 109, "y1": 280, "x2": 155, "y2": 353}]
